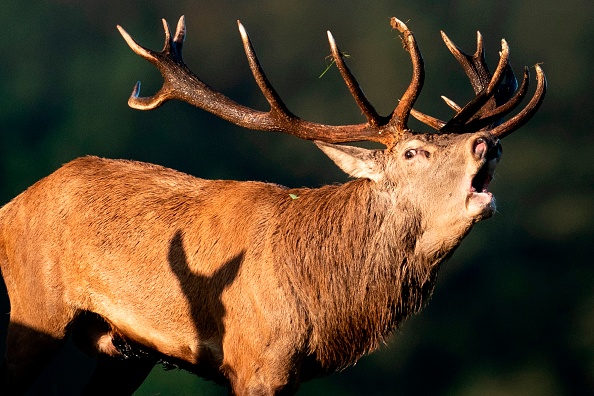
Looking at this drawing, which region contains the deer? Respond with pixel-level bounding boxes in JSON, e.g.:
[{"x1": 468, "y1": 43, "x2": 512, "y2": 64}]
[{"x1": 0, "y1": 15, "x2": 545, "y2": 395}]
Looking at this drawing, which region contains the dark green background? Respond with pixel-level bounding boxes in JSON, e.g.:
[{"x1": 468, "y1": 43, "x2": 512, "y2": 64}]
[{"x1": 1, "y1": 0, "x2": 592, "y2": 394}]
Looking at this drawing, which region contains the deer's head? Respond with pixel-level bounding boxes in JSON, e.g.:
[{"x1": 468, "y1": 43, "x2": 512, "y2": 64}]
[{"x1": 118, "y1": 16, "x2": 545, "y2": 225}]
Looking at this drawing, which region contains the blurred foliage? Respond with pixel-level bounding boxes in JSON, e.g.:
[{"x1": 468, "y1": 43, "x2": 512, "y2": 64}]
[{"x1": 0, "y1": 0, "x2": 592, "y2": 395}]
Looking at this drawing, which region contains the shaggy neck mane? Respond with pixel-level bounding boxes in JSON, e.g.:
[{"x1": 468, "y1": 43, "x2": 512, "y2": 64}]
[{"x1": 271, "y1": 178, "x2": 453, "y2": 371}]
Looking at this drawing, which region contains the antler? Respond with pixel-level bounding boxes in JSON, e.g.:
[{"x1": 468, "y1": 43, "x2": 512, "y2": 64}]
[
  {"x1": 117, "y1": 16, "x2": 545, "y2": 147},
  {"x1": 411, "y1": 31, "x2": 546, "y2": 138},
  {"x1": 117, "y1": 16, "x2": 427, "y2": 148}
]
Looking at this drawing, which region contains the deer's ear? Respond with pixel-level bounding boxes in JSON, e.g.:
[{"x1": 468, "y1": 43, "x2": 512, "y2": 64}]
[{"x1": 315, "y1": 141, "x2": 384, "y2": 182}]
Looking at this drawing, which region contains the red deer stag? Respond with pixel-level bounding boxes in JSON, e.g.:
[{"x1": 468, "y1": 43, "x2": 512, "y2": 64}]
[{"x1": 0, "y1": 15, "x2": 545, "y2": 395}]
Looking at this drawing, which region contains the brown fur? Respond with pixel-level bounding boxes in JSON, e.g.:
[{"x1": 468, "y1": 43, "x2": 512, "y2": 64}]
[{"x1": 0, "y1": 131, "x2": 502, "y2": 395}]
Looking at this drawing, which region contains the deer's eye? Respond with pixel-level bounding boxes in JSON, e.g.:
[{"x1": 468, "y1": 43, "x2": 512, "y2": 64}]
[{"x1": 404, "y1": 149, "x2": 417, "y2": 159}]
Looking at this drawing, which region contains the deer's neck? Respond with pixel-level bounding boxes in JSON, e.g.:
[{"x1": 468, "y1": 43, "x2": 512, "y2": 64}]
[{"x1": 272, "y1": 179, "x2": 466, "y2": 371}]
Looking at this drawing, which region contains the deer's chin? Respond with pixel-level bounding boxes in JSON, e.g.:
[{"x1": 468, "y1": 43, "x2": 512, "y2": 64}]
[{"x1": 467, "y1": 191, "x2": 496, "y2": 219}]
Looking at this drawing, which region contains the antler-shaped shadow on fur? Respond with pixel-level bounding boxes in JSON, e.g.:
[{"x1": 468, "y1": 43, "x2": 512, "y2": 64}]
[{"x1": 167, "y1": 230, "x2": 243, "y2": 383}]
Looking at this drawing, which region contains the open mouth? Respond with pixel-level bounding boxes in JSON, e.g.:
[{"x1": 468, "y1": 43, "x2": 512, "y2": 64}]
[
  {"x1": 471, "y1": 163, "x2": 494, "y2": 193},
  {"x1": 467, "y1": 138, "x2": 502, "y2": 218},
  {"x1": 470, "y1": 138, "x2": 501, "y2": 194}
]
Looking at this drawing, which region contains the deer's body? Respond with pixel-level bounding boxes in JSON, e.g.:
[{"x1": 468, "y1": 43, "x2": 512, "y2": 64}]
[
  {"x1": 0, "y1": 135, "x2": 495, "y2": 393},
  {"x1": 0, "y1": 15, "x2": 545, "y2": 396},
  {"x1": 0, "y1": 153, "x2": 452, "y2": 384}
]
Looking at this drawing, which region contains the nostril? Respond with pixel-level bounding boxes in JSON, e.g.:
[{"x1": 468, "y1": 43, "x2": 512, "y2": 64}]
[{"x1": 473, "y1": 137, "x2": 487, "y2": 158}]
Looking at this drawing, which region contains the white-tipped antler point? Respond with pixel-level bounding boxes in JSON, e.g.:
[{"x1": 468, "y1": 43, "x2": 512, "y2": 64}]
[
  {"x1": 117, "y1": 25, "x2": 149, "y2": 58},
  {"x1": 174, "y1": 15, "x2": 186, "y2": 43},
  {"x1": 327, "y1": 31, "x2": 338, "y2": 50},
  {"x1": 161, "y1": 19, "x2": 170, "y2": 35},
  {"x1": 237, "y1": 21, "x2": 248, "y2": 41},
  {"x1": 441, "y1": 95, "x2": 462, "y2": 112}
]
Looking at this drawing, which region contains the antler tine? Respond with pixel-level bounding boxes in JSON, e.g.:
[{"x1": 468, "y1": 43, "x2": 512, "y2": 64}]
[
  {"x1": 460, "y1": 66, "x2": 530, "y2": 132},
  {"x1": 439, "y1": 38, "x2": 510, "y2": 132},
  {"x1": 410, "y1": 96, "x2": 465, "y2": 131},
  {"x1": 388, "y1": 17, "x2": 425, "y2": 132},
  {"x1": 157, "y1": 16, "x2": 185, "y2": 57},
  {"x1": 117, "y1": 23, "x2": 157, "y2": 64},
  {"x1": 237, "y1": 21, "x2": 295, "y2": 119},
  {"x1": 117, "y1": 21, "x2": 161, "y2": 63},
  {"x1": 161, "y1": 19, "x2": 172, "y2": 53},
  {"x1": 410, "y1": 108, "x2": 446, "y2": 130},
  {"x1": 326, "y1": 31, "x2": 384, "y2": 127},
  {"x1": 441, "y1": 96, "x2": 462, "y2": 112},
  {"x1": 441, "y1": 31, "x2": 490, "y2": 93},
  {"x1": 173, "y1": 16, "x2": 186, "y2": 49},
  {"x1": 490, "y1": 64, "x2": 546, "y2": 138}
]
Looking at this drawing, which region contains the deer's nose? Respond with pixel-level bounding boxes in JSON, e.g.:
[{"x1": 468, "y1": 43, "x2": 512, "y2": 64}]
[
  {"x1": 473, "y1": 137, "x2": 502, "y2": 161},
  {"x1": 473, "y1": 137, "x2": 488, "y2": 159}
]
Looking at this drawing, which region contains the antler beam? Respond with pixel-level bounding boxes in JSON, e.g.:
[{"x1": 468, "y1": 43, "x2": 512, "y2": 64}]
[
  {"x1": 117, "y1": 16, "x2": 401, "y2": 146},
  {"x1": 118, "y1": 16, "x2": 546, "y2": 146}
]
